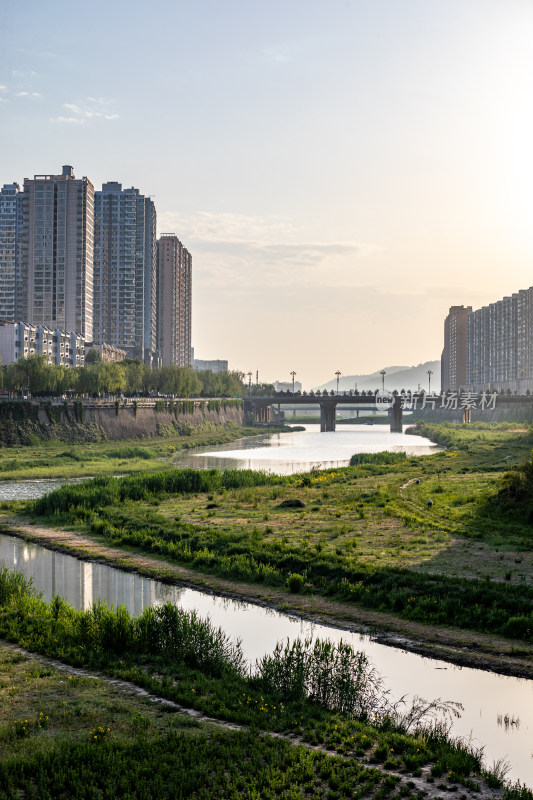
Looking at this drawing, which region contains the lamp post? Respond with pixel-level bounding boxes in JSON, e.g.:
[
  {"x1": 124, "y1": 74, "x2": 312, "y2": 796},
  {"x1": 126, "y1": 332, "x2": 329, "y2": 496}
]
[
  {"x1": 290, "y1": 370, "x2": 296, "y2": 394},
  {"x1": 427, "y1": 369, "x2": 433, "y2": 395},
  {"x1": 335, "y1": 370, "x2": 341, "y2": 395},
  {"x1": 247, "y1": 371, "x2": 252, "y2": 397},
  {"x1": 380, "y1": 370, "x2": 386, "y2": 392}
]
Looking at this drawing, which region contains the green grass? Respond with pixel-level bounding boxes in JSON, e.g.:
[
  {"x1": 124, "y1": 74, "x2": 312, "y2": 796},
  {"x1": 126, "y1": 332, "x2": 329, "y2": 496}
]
[
  {"x1": 0, "y1": 566, "x2": 514, "y2": 796},
  {"x1": 0, "y1": 426, "x2": 284, "y2": 481},
  {"x1": 16, "y1": 422, "x2": 533, "y2": 644}
]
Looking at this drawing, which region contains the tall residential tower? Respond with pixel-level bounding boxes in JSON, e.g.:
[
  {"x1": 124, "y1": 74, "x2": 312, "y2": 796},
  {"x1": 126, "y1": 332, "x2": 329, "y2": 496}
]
[
  {"x1": 157, "y1": 234, "x2": 192, "y2": 366},
  {"x1": 93, "y1": 182, "x2": 157, "y2": 362},
  {"x1": 23, "y1": 166, "x2": 94, "y2": 339},
  {"x1": 441, "y1": 305, "x2": 472, "y2": 392},
  {"x1": 0, "y1": 183, "x2": 24, "y2": 321}
]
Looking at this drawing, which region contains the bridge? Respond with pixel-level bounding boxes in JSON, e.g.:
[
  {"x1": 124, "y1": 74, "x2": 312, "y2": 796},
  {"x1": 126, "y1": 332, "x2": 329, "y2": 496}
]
[{"x1": 243, "y1": 393, "x2": 403, "y2": 432}]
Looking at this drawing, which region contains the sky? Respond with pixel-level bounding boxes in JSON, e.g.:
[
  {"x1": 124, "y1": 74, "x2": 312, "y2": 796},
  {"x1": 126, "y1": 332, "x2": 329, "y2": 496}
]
[{"x1": 1, "y1": 0, "x2": 533, "y2": 389}]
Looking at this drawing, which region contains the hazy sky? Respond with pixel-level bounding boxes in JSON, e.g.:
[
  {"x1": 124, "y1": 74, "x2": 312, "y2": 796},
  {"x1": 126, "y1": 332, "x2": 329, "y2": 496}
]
[{"x1": 1, "y1": 0, "x2": 533, "y2": 388}]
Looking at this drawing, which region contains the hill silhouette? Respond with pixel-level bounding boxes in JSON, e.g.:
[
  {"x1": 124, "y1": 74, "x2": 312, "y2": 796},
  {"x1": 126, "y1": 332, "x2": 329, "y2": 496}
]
[{"x1": 314, "y1": 360, "x2": 440, "y2": 394}]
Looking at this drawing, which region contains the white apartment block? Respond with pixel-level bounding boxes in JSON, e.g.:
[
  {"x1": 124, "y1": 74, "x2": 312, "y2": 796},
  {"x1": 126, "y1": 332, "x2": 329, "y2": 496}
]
[{"x1": 0, "y1": 320, "x2": 84, "y2": 367}]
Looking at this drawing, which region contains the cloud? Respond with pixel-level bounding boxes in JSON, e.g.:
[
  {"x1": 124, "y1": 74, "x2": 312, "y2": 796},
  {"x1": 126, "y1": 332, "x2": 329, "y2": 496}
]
[
  {"x1": 16, "y1": 48, "x2": 56, "y2": 58},
  {"x1": 12, "y1": 70, "x2": 37, "y2": 78},
  {"x1": 0, "y1": 85, "x2": 7, "y2": 92},
  {"x1": 158, "y1": 210, "x2": 378, "y2": 293},
  {"x1": 261, "y1": 44, "x2": 293, "y2": 63},
  {"x1": 52, "y1": 116, "x2": 86, "y2": 124},
  {"x1": 51, "y1": 98, "x2": 119, "y2": 124},
  {"x1": 160, "y1": 210, "x2": 297, "y2": 243},
  {"x1": 15, "y1": 91, "x2": 41, "y2": 98}
]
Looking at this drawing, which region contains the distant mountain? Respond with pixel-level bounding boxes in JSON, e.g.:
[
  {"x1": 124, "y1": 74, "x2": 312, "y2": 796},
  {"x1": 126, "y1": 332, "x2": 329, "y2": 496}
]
[{"x1": 314, "y1": 360, "x2": 441, "y2": 394}]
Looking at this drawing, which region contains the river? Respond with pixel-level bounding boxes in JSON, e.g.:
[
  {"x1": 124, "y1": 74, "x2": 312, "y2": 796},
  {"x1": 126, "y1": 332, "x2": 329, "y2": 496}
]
[
  {"x1": 172, "y1": 423, "x2": 440, "y2": 474},
  {"x1": 0, "y1": 424, "x2": 531, "y2": 786}
]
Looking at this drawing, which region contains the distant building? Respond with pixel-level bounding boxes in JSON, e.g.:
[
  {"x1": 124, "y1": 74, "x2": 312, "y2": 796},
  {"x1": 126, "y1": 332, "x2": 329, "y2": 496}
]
[
  {"x1": 0, "y1": 319, "x2": 84, "y2": 367},
  {"x1": 93, "y1": 182, "x2": 157, "y2": 363},
  {"x1": 0, "y1": 183, "x2": 24, "y2": 322},
  {"x1": 192, "y1": 358, "x2": 229, "y2": 373},
  {"x1": 23, "y1": 166, "x2": 94, "y2": 340},
  {"x1": 441, "y1": 306, "x2": 472, "y2": 392},
  {"x1": 85, "y1": 342, "x2": 126, "y2": 363},
  {"x1": 157, "y1": 234, "x2": 191, "y2": 367},
  {"x1": 273, "y1": 380, "x2": 302, "y2": 393},
  {"x1": 466, "y1": 287, "x2": 533, "y2": 393}
]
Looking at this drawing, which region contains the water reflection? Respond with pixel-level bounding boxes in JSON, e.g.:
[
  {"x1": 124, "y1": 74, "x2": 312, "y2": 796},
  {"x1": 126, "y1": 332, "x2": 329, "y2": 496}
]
[
  {"x1": 0, "y1": 478, "x2": 90, "y2": 501},
  {"x1": 1, "y1": 535, "x2": 183, "y2": 616},
  {"x1": 0, "y1": 532, "x2": 531, "y2": 787},
  {"x1": 174, "y1": 425, "x2": 441, "y2": 475}
]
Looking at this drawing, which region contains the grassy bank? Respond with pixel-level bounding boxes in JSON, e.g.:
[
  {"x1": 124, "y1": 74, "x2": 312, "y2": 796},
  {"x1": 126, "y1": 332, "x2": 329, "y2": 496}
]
[
  {"x1": 0, "y1": 425, "x2": 290, "y2": 481},
  {"x1": 0, "y1": 567, "x2": 520, "y2": 799},
  {"x1": 21, "y1": 421, "x2": 533, "y2": 644}
]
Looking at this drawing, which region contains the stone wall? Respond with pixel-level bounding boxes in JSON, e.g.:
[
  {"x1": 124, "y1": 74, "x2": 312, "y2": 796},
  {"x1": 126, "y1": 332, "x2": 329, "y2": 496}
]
[{"x1": 0, "y1": 399, "x2": 244, "y2": 445}]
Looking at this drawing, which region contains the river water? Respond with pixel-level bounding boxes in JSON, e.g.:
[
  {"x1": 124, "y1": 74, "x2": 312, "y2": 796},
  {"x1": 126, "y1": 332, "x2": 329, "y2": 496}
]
[
  {"x1": 173, "y1": 424, "x2": 440, "y2": 475},
  {"x1": 0, "y1": 425, "x2": 531, "y2": 786}
]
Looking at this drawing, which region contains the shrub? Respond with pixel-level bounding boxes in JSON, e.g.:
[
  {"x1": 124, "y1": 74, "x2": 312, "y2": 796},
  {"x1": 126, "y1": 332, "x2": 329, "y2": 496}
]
[{"x1": 287, "y1": 573, "x2": 305, "y2": 593}]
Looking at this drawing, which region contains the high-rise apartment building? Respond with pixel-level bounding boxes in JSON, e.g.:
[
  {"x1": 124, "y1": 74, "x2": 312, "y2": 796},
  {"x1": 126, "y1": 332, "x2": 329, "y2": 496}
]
[
  {"x1": 93, "y1": 182, "x2": 157, "y2": 363},
  {"x1": 466, "y1": 287, "x2": 533, "y2": 393},
  {"x1": 157, "y1": 234, "x2": 192, "y2": 367},
  {"x1": 441, "y1": 305, "x2": 472, "y2": 392},
  {"x1": 0, "y1": 183, "x2": 24, "y2": 321},
  {"x1": 23, "y1": 166, "x2": 94, "y2": 340}
]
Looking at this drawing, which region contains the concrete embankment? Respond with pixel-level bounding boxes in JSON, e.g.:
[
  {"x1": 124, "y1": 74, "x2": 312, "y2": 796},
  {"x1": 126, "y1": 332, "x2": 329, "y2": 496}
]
[{"x1": 0, "y1": 398, "x2": 244, "y2": 444}]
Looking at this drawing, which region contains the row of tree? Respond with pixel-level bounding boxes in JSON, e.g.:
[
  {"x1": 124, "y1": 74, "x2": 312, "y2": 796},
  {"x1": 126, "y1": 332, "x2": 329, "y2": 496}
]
[{"x1": 0, "y1": 356, "x2": 256, "y2": 398}]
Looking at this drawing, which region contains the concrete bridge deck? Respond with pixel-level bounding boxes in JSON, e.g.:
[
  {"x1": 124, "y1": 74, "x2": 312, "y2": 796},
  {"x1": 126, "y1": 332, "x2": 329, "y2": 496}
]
[{"x1": 244, "y1": 393, "x2": 403, "y2": 432}]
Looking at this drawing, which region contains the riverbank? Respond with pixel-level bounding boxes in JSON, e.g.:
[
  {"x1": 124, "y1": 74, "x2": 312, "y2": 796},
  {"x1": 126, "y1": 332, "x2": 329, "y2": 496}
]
[
  {"x1": 0, "y1": 564, "x2": 522, "y2": 799},
  {"x1": 2, "y1": 517, "x2": 533, "y2": 680},
  {"x1": 2, "y1": 421, "x2": 533, "y2": 671},
  {"x1": 0, "y1": 637, "x2": 515, "y2": 800},
  {"x1": 0, "y1": 397, "x2": 245, "y2": 445},
  {"x1": 0, "y1": 424, "x2": 291, "y2": 481}
]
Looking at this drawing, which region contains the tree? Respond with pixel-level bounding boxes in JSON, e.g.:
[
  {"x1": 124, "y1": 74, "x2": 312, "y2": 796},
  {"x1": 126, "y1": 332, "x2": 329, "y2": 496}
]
[
  {"x1": 85, "y1": 348, "x2": 102, "y2": 363},
  {"x1": 121, "y1": 359, "x2": 147, "y2": 395}
]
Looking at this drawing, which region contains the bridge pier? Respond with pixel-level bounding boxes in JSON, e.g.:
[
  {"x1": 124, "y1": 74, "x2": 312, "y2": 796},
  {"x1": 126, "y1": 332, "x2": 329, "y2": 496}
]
[
  {"x1": 390, "y1": 399, "x2": 403, "y2": 433},
  {"x1": 320, "y1": 403, "x2": 337, "y2": 432},
  {"x1": 256, "y1": 403, "x2": 271, "y2": 423}
]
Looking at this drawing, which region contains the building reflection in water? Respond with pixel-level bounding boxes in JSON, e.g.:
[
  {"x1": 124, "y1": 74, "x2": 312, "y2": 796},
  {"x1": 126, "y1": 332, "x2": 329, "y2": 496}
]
[{"x1": 0, "y1": 536, "x2": 182, "y2": 614}]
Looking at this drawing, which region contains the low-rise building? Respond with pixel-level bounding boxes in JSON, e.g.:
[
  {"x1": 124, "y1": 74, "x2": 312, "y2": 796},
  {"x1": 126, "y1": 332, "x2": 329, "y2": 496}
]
[
  {"x1": 86, "y1": 342, "x2": 127, "y2": 363},
  {"x1": 0, "y1": 319, "x2": 85, "y2": 367}
]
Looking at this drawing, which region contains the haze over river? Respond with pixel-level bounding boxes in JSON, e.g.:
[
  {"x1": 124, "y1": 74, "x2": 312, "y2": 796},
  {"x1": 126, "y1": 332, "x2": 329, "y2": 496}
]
[{"x1": 0, "y1": 424, "x2": 531, "y2": 786}]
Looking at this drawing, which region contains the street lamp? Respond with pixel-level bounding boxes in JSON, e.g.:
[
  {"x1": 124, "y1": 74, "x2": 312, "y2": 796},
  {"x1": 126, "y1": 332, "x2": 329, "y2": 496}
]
[
  {"x1": 380, "y1": 370, "x2": 386, "y2": 392},
  {"x1": 335, "y1": 370, "x2": 341, "y2": 394},
  {"x1": 290, "y1": 370, "x2": 296, "y2": 394},
  {"x1": 247, "y1": 371, "x2": 252, "y2": 396},
  {"x1": 520, "y1": 369, "x2": 525, "y2": 395},
  {"x1": 427, "y1": 369, "x2": 433, "y2": 394}
]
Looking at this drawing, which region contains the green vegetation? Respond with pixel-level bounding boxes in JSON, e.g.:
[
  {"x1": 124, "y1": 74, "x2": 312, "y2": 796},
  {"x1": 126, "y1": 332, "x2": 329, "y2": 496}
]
[
  {"x1": 0, "y1": 428, "x2": 279, "y2": 480},
  {"x1": 350, "y1": 452, "x2": 408, "y2": 467},
  {"x1": 20, "y1": 422, "x2": 533, "y2": 645},
  {"x1": 1, "y1": 354, "x2": 253, "y2": 397},
  {"x1": 4, "y1": 422, "x2": 533, "y2": 795},
  {"x1": 0, "y1": 566, "x2": 517, "y2": 798}
]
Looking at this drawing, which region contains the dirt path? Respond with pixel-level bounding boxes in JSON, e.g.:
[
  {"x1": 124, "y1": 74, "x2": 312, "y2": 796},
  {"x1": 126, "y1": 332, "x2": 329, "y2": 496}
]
[
  {"x1": 0, "y1": 640, "x2": 505, "y2": 800},
  {"x1": 2, "y1": 517, "x2": 533, "y2": 680}
]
